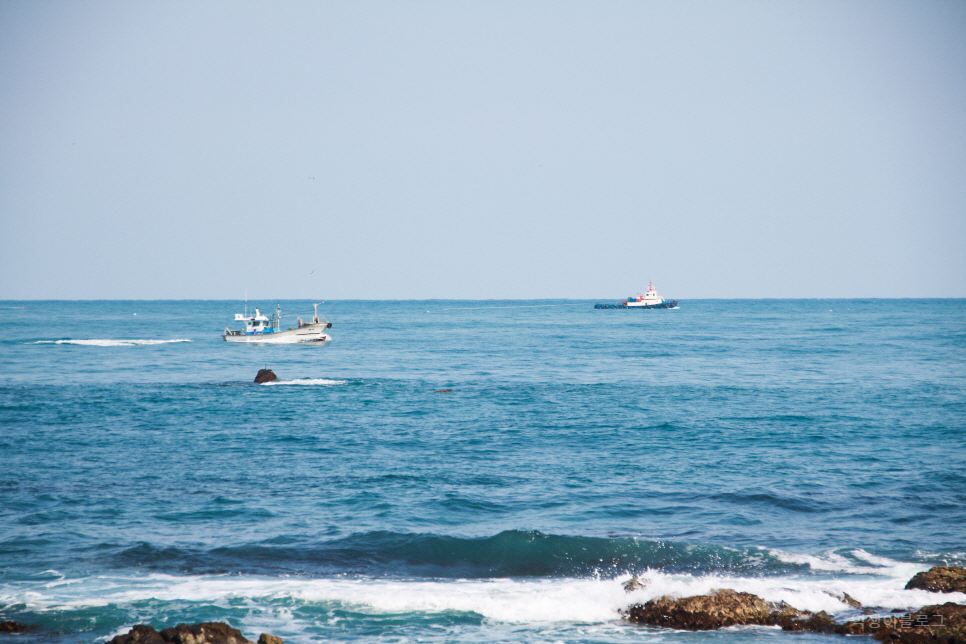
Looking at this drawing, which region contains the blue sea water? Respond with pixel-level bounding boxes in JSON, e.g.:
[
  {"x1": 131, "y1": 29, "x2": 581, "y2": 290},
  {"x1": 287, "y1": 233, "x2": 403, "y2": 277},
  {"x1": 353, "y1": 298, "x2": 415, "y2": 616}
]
[{"x1": 1, "y1": 299, "x2": 965, "y2": 644}]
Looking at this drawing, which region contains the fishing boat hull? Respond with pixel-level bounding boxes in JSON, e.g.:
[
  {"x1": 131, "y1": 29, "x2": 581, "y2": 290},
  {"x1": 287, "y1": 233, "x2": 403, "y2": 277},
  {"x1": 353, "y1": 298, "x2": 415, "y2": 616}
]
[
  {"x1": 594, "y1": 300, "x2": 678, "y2": 309},
  {"x1": 222, "y1": 324, "x2": 331, "y2": 343}
]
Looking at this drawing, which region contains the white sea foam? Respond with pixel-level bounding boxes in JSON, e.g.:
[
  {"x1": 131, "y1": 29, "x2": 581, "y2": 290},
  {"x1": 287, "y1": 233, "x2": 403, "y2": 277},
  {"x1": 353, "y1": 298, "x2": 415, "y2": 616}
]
[
  {"x1": 0, "y1": 575, "x2": 628, "y2": 623},
  {"x1": 33, "y1": 339, "x2": 191, "y2": 346},
  {"x1": 3, "y1": 568, "x2": 963, "y2": 625},
  {"x1": 261, "y1": 379, "x2": 347, "y2": 386},
  {"x1": 770, "y1": 548, "x2": 926, "y2": 581}
]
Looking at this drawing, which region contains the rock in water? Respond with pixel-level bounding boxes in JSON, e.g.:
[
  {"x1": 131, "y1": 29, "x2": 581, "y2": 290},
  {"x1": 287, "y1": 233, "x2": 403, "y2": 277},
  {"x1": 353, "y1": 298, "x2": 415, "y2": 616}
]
[
  {"x1": 257, "y1": 636, "x2": 284, "y2": 644},
  {"x1": 823, "y1": 591, "x2": 863, "y2": 608},
  {"x1": 625, "y1": 590, "x2": 837, "y2": 632},
  {"x1": 625, "y1": 589, "x2": 773, "y2": 630},
  {"x1": 159, "y1": 623, "x2": 250, "y2": 644},
  {"x1": 623, "y1": 576, "x2": 648, "y2": 592},
  {"x1": 107, "y1": 622, "x2": 281, "y2": 644},
  {"x1": 905, "y1": 566, "x2": 966, "y2": 593},
  {"x1": 254, "y1": 369, "x2": 277, "y2": 384},
  {"x1": 107, "y1": 625, "x2": 167, "y2": 644},
  {"x1": 624, "y1": 588, "x2": 966, "y2": 644},
  {"x1": 0, "y1": 621, "x2": 30, "y2": 633},
  {"x1": 838, "y1": 602, "x2": 966, "y2": 644}
]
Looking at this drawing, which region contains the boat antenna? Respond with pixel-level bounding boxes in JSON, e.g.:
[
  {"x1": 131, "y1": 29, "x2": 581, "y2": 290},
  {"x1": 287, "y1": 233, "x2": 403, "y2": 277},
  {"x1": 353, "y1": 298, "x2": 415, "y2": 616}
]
[{"x1": 245, "y1": 289, "x2": 248, "y2": 318}]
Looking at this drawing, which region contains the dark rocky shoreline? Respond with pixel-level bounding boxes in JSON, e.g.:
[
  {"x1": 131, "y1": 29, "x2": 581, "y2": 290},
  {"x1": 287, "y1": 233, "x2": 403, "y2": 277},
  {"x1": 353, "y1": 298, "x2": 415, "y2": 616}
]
[
  {"x1": 623, "y1": 566, "x2": 966, "y2": 644},
  {"x1": 106, "y1": 623, "x2": 283, "y2": 644}
]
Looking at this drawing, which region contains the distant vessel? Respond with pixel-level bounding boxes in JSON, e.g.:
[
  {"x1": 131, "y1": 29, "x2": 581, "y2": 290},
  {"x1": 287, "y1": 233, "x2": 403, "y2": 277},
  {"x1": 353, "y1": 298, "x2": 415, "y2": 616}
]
[
  {"x1": 223, "y1": 303, "x2": 332, "y2": 343},
  {"x1": 594, "y1": 280, "x2": 678, "y2": 309}
]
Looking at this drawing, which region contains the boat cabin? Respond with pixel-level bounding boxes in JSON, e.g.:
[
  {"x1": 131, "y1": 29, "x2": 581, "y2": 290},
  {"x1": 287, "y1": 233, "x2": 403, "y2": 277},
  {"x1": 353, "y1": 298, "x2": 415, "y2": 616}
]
[
  {"x1": 626, "y1": 280, "x2": 664, "y2": 306},
  {"x1": 233, "y1": 308, "x2": 277, "y2": 335}
]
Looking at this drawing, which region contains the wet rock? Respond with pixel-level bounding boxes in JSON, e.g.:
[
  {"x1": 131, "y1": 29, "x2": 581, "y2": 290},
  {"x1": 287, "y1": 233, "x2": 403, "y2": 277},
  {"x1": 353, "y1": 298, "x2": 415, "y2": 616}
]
[
  {"x1": 107, "y1": 625, "x2": 169, "y2": 644},
  {"x1": 254, "y1": 369, "x2": 277, "y2": 384},
  {"x1": 838, "y1": 602, "x2": 966, "y2": 644},
  {"x1": 906, "y1": 566, "x2": 966, "y2": 593},
  {"x1": 824, "y1": 591, "x2": 863, "y2": 608},
  {"x1": 767, "y1": 600, "x2": 813, "y2": 623},
  {"x1": 623, "y1": 576, "x2": 648, "y2": 592},
  {"x1": 626, "y1": 590, "x2": 842, "y2": 633},
  {"x1": 257, "y1": 636, "x2": 283, "y2": 644},
  {"x1": 107, "y1": 623, "x2": 279, "y2": 644},
  {"x1": 624, "y1": 588, "x2": 966, "y2": 643},
  {"x1": 625, "y1": 589, "x2": 773, "y2": 630},
  {"x1": 0, "y1": 621, "x2": 30, "y2": 633},
  {"x1": 776, "y1": 611, "x2": 838, "y2": 633},
  {"x1": 159, "y1": 623, "x2": 253, "y2": 644},
  {"x1": 841, "y1": 593, "x2": 862, "y2": 608}
]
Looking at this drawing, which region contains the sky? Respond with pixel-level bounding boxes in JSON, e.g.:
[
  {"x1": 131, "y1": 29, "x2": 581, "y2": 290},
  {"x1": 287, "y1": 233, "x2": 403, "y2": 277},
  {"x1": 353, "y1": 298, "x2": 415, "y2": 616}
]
[{"x1": 1, "y1": 1, "x2": 964, "y2": 300}]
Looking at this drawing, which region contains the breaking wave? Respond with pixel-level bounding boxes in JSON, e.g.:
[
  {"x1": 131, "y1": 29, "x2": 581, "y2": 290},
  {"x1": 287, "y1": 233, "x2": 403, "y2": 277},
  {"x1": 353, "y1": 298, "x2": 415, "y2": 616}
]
[
  {"x1": 3, "y1": 558, "x2": 959, "y2": 626},
  {"x1": 100, "y1": 530, "x2": 947, "y2": 583}
]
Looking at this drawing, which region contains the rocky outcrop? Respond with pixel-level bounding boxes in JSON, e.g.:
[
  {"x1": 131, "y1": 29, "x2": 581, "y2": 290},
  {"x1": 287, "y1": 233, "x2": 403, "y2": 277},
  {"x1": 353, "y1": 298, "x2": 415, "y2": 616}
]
[
  {"x1": 906, "y1": 566, "x2": 966, "y2": 593},
  {"x1": 256, "y1": 636, "x2": 283, "y2": 644},
  {"x1": 623, "y1": 587, "x2": 966, "y2": 644},
  {"x1": 0, "y1": 621, "x2": 30, "y2": 633},
  {"x1": 107, "y1": 623, "x2": 283, "y2": 644},
  {"x1": 624, "y1": 589, "x2": 775, "y2": 629},
  {"x1": 838, "y1": 602, "x2": 966, "y2": 644},
  {"x1": 624, "y1": 589, "x2": 840, "y2": 631},
  {"x1": 254, "y1": 369, "x2": 277, "y2": 384}
]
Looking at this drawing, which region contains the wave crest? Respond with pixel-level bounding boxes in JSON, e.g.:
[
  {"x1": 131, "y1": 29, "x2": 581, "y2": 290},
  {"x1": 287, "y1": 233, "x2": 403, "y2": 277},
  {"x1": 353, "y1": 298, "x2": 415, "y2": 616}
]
[{"x1": 261, "y1": 379, "x2": 347, "y2": 386}]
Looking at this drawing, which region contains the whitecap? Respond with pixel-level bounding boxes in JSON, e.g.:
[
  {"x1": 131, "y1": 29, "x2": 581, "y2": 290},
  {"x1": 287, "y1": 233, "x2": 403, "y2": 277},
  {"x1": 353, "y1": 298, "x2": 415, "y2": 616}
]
[
  {"x1": 33, "y1": 339, "x2": 191, "y2": 346},
  {"x1": 261, "y1": 379, "x2": 347, "y2": 386}
]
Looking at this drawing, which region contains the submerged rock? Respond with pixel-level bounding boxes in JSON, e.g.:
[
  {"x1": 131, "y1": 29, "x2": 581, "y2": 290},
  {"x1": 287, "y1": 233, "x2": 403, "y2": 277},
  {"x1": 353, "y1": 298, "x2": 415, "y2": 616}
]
[
  {"x1": 254, "y1": 369, "x2": 277, "y2": 384},
  {"x1": 107, "y1": 622, "x2": 282, "y2": 644},
  {"x1": 0, "y1": 621, "x2": 30, "y2": 633},
  {"x1": 906, "y1": 566, "x2": 966, "y2": 593}
]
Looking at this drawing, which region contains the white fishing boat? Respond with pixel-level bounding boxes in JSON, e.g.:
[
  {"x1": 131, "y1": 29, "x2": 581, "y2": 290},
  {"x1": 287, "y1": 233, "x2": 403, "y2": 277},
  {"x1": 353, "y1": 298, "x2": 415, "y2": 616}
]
[{"x1": 222, "y1": 303, "x2": 332, "y2": 343}]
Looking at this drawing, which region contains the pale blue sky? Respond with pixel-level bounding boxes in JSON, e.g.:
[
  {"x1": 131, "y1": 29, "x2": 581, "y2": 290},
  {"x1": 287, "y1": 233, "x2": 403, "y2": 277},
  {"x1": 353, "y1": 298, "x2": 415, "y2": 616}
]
[{"x1": 2, "y1": 1, "x2": 964, "y2": 299}]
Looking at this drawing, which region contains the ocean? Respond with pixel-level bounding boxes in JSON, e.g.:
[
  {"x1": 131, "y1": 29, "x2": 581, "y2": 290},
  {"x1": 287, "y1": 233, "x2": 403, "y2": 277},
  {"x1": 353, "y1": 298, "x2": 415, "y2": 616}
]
[{"x1": 1, "y1": 299, "x2": 965, "y2": 644}]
